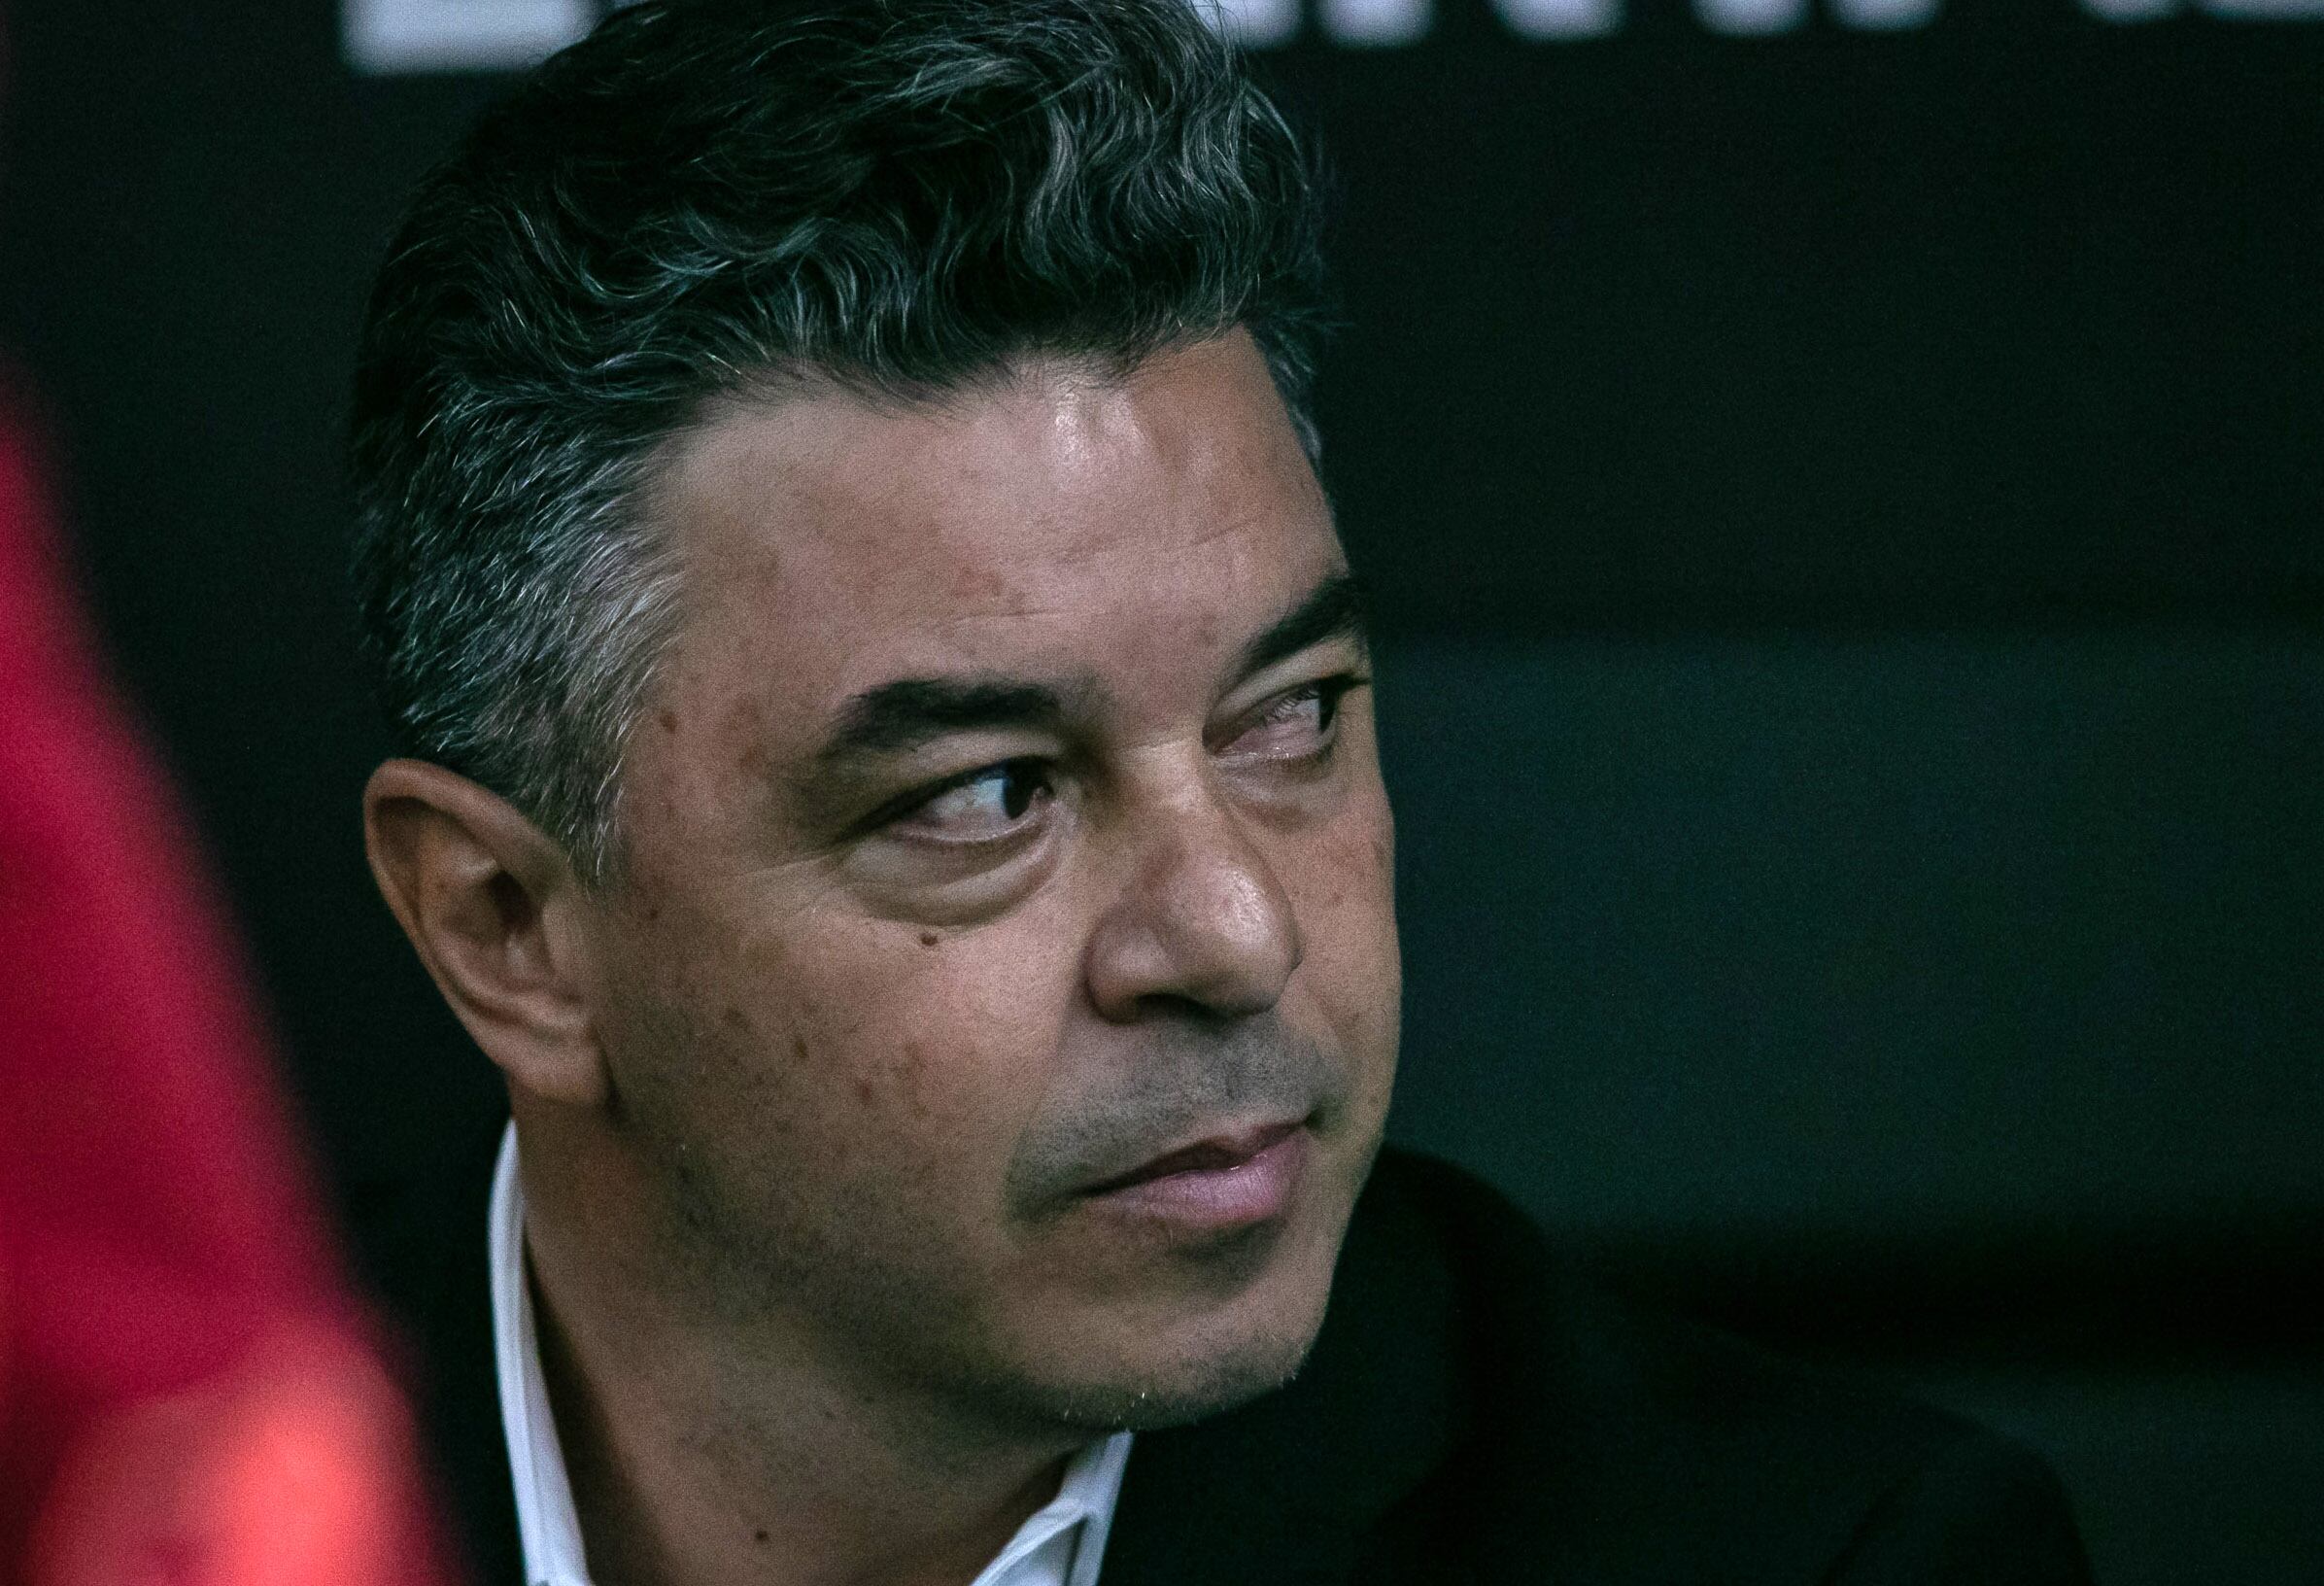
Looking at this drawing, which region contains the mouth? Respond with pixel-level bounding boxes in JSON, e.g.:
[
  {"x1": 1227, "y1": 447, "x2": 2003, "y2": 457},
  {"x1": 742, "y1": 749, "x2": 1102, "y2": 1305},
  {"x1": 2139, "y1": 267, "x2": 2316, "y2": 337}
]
[{"x1": 1077, "y1": 1121, "x2": 1310, "y2": 1231}]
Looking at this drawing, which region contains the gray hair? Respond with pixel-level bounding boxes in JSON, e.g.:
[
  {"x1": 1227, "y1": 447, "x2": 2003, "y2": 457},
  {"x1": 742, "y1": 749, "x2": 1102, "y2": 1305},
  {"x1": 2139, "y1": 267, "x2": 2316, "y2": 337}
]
[{"x1": 347, "y1": 0, "x2": 1332, "y2": 884}]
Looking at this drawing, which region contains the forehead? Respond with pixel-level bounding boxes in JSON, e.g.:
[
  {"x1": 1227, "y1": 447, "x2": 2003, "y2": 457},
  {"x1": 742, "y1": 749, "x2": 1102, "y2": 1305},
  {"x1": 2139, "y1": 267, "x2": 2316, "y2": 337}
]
[{"x1": 650, "y1": 333, "x2": 1341, "y2": 721}]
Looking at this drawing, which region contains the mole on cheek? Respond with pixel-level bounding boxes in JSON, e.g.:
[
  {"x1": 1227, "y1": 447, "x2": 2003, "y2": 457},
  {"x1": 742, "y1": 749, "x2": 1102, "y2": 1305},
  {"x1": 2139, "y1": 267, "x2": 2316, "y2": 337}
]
[
  {"x1": 658, "y1": 708, "x2": 679, "y2": 734},
  {"x1": 919, "y1": 930, "x2": 940, "y2": 948}
]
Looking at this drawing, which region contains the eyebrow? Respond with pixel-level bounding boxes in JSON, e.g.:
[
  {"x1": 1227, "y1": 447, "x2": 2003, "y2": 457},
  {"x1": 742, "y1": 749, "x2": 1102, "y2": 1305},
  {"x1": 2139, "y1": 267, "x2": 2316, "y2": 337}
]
[
  {"x1": 1231, "y1": 569, "x2": 1371, "y2": 683},
  {"x1": 810, "y1": 569, "x2": 1371, "y2": 770},
  {"x1": 816, "y1": 678, "x2": 1073, "y2": 765}
]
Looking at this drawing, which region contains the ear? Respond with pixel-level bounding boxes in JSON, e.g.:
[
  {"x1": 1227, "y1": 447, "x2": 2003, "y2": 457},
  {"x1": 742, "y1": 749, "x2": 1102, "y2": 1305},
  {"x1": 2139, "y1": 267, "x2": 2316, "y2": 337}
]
[{"x1": 362, "y1": 758, "x2": 609, "y2": 1109}]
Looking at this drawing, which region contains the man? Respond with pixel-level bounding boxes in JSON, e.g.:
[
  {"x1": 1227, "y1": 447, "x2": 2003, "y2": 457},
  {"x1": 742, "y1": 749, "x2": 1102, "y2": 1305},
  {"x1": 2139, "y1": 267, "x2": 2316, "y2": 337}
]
[{"x1": 347, "y1": 1, "x2": 2093, "y2": 1582}]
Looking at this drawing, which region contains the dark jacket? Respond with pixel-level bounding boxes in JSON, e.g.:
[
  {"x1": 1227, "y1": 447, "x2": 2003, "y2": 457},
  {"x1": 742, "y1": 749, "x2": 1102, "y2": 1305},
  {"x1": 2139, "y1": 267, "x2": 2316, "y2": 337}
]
[{"x1": 357, "y1": 1115, "x2": 2093, "y2": 1586}]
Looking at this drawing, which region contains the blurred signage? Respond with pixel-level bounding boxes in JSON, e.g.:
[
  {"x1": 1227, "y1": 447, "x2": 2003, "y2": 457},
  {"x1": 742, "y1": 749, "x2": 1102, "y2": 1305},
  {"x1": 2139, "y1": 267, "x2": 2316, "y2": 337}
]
[
  {"x1": 347, "y1": 0, "x2": 2324, "y2": 71},
  {"x1": 344, "y1": 0, "x2": 593, "y2": 72}
]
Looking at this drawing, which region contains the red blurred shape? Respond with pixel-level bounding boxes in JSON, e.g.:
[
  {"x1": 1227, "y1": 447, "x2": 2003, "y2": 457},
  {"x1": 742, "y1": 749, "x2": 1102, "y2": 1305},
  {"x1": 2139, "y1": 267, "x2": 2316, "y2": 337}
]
[{"x1": 0, "y1": 382, "x2": 458, "y2": 1586}]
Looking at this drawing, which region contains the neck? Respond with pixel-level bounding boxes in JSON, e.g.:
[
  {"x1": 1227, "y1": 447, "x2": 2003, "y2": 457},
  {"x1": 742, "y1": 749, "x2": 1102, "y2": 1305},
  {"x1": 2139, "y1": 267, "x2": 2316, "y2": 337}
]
[{"x1": 516, "y1": 1115, "x2": 1085, "y2": 1586}]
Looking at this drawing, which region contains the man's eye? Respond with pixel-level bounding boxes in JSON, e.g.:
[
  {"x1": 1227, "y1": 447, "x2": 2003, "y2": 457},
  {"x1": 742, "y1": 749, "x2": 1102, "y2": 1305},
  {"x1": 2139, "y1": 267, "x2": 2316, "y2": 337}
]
[
  {"x1": 892, "y1": 759, "x2": 1052, "y2": 840},
  {"x1": 1228, "y1": 681, "x2": 1349, "y2": 761}
]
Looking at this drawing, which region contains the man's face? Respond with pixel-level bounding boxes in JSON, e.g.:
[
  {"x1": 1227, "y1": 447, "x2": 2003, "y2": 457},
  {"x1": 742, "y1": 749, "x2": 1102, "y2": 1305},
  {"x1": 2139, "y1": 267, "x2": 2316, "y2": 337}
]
[{"x1": 579, "y1": 331, "x2": 1398, "y2": 1431}]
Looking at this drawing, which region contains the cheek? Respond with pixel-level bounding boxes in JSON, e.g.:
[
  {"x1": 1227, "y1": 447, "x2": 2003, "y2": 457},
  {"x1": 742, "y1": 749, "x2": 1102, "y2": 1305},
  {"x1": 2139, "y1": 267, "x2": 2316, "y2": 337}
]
[
  {"x1": 730, "y1": 910, "x2": 1086, "y2": 1180},
  {"x1": 1291, "y1": 786, "x2": 1398, "y2": 955},
  {"x1": 1282, "y1": 790, "x2": 1401, "y2": 1045}
]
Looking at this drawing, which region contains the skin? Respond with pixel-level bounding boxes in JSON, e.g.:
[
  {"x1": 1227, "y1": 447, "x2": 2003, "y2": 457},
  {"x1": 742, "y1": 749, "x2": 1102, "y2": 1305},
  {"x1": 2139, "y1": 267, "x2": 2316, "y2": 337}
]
[{"x1": 364, "y1": 330, "x2": 1401, "y2": 1586}]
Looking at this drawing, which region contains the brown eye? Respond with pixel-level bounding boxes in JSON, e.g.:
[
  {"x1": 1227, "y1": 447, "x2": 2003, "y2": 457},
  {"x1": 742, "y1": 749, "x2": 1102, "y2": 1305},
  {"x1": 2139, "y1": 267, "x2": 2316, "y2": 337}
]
[
  {"x1": 998, "y1": 762, "x2": 1041, "y2": 820},
  {"x1": 895, "y1": 759, "x2": 1053, "y2": 841}
]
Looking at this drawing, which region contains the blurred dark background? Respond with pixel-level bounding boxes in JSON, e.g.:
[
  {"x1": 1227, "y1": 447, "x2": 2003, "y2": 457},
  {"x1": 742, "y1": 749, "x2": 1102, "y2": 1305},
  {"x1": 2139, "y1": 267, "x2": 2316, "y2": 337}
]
[{"x1": 2, "y1": 2, "x2": 2318, "y2": 1579}]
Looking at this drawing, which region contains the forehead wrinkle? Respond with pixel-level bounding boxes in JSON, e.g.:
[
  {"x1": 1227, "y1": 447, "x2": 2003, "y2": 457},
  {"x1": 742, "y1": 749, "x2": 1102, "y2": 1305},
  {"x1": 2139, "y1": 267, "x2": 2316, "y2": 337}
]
[{"x1": 923, "y1": 599, "x2": 1078, "y2": 631}]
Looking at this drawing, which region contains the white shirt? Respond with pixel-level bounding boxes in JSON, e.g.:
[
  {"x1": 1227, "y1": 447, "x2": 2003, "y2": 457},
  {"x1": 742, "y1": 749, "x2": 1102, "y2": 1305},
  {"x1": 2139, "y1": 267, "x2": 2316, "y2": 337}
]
[{"x1": 489, "y1": 1125, "x2": 1134, "y2": 1586}]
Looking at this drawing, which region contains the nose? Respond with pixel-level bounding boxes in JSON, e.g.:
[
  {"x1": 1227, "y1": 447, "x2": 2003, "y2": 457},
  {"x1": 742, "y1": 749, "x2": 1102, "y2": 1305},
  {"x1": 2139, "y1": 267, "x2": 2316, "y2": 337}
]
[{"x1": 1082, "y1": 787, "x2": 1303, "y2": 1023}]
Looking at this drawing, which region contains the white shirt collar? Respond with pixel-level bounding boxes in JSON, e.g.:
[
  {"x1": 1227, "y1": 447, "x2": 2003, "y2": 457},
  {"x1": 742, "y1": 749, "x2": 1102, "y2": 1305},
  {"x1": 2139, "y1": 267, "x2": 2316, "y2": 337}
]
[{"x1": 488, "y1": 1123, "x2": 1134, "y2": 1586}]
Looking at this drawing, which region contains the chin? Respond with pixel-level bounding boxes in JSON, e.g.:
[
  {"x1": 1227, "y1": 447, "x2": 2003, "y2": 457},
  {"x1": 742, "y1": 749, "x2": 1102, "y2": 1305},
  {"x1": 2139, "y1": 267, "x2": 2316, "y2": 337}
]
[
  {"x1": 1033, "y1": 1314, "x2": 1323, "y2": 1433},
  {"x1": 966, "y1": 1127, "x2": 1376, "y2": 1437},
  {"x1": 1020, "y1": 1238, "x2": 1345, "y2": 1433}
]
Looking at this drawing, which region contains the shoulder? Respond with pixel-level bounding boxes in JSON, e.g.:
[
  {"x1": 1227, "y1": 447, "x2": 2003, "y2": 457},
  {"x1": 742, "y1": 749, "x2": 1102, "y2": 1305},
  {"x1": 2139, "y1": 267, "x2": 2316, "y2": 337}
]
[
  {"x1": 1364, "y1": 1149, "x2": 2090, "y2": 1583},
  {"x1": 1108, "y1": 1148, "x2": 2091, "y2": 1586}
]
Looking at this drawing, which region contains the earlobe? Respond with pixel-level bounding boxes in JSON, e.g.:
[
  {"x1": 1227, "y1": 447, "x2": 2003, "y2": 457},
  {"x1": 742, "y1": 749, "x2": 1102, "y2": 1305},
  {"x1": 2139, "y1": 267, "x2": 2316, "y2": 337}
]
[{"x1": 361, "y1": 759, "x2": 610, "y2": 1109}]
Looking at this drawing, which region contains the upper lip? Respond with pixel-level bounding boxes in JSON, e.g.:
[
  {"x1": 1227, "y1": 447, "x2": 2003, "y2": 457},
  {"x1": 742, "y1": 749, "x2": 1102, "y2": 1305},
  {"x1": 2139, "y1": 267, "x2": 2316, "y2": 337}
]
[{"x1": 1079, "y1": 1120, "x2": 1304, "y2": 1195}]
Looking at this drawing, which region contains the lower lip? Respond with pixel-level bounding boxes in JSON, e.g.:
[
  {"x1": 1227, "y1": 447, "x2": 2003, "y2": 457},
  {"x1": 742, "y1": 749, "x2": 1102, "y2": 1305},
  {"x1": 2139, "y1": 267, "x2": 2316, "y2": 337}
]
[{"x1": 1082, "y1": 1129, "x2": 1310, "y2": 1231}]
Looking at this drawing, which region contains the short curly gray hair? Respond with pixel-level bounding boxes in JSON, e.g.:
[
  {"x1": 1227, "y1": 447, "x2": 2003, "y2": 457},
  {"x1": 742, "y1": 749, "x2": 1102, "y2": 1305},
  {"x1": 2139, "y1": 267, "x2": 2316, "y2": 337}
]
[{"x1": 348, "y1": 0, "x2": 1331, "y2": 884}]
